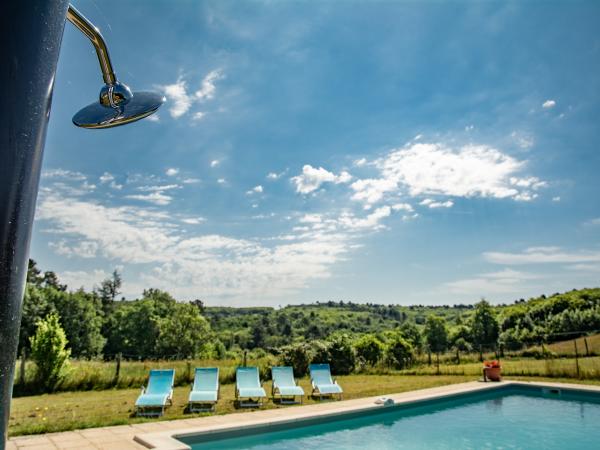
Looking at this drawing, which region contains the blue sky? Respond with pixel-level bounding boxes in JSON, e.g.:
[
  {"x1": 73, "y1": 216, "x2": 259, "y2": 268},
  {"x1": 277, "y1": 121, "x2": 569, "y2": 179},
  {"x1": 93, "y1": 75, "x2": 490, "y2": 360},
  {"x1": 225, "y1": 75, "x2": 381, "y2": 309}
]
[{"x1": 33, "y1": 0, "x2": 600, "y2": 306}]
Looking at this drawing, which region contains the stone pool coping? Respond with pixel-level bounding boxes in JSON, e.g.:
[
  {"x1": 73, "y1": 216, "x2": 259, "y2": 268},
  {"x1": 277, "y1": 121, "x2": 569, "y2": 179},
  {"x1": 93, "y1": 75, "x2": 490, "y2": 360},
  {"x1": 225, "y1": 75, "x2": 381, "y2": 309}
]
[{"x1": 132, "y1": 380, "x2": 600, "y2": 450}]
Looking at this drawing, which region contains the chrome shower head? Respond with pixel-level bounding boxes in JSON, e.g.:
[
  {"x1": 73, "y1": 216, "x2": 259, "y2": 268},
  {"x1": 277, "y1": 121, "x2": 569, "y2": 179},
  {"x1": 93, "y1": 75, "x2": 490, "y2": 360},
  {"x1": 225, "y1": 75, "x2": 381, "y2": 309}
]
[{"x1": 66, "y1": 5, "x2": 164, "y2": 129}]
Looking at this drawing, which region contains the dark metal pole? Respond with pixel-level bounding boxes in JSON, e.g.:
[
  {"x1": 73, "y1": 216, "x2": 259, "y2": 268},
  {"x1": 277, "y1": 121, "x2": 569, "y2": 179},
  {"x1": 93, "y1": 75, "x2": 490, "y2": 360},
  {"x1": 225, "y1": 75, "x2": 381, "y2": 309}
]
[{"x1": 0, "y1": 1, "x2": 69, "y2": 447}]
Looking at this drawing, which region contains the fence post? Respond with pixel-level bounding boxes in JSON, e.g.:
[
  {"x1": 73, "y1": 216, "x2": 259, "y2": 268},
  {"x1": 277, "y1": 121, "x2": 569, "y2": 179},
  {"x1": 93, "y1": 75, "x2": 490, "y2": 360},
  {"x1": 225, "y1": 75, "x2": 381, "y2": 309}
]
[
  {"x1": 479, "y1": 345, "x2": 483, "y2": 362},
  {"x1": 584, "y1": 337, "x2": 590, "y2": 357},
  {"x1": 574, "y1": 340, "x2": 580, "y2": 378},
  {"x1": 186, "y1": 359, "x2": 191, "y2": 383},
  {"x1": 19, "y1": 348, "x2": 27, "y2": 386},
  {"x1": 243, "y1": 350, "x2": 247, "y2": 367},
  {"x1": 113, "y1": 353, "x2": 121, "y2": 386},
  {"x1": 427, "y1": 349, "x2": 431, "y2": 366}
]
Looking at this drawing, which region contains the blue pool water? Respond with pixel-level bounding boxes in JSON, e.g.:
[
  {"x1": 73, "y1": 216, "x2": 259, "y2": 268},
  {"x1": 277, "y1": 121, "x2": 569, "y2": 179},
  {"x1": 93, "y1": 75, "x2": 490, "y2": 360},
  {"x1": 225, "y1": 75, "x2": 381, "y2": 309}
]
[{"x1": 181, "y1": 386, "x2": 600, "y2": 450}]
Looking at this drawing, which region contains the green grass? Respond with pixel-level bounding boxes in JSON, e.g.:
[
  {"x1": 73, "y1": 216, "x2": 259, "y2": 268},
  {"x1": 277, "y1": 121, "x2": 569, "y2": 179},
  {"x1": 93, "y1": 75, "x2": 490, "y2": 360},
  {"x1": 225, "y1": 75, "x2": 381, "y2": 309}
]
[
  {"x1": 10, "y1": 371, "x2": 600, "y2": 438},
  {"x1": 396, "y1": 356, "x2": 600, "y2": 379},
  {"x1": 9, "y1": 375, "x2": 475, "y2": 437}
]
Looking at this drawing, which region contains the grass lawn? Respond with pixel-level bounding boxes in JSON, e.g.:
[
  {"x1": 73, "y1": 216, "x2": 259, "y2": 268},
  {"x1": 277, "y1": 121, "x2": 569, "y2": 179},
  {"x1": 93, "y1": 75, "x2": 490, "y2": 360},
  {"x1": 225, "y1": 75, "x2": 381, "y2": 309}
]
[{"x1": 9, "y1": 374, "x2": 600, "y2": 437}]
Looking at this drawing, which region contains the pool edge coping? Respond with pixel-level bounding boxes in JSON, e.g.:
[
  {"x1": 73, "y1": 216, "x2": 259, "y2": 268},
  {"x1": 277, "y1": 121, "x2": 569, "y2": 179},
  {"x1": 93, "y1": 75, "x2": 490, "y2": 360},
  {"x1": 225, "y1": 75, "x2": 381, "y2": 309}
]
[{"x1": 133, "y1": 380, "x2": 600, "y2": 450}]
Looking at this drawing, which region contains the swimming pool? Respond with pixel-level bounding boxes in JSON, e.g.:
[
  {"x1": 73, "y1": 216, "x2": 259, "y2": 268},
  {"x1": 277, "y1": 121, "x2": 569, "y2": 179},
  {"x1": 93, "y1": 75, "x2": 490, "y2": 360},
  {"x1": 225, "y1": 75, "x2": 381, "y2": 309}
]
[{"x1": 179, "y1": 385, "x2": 600, "y2": 450}]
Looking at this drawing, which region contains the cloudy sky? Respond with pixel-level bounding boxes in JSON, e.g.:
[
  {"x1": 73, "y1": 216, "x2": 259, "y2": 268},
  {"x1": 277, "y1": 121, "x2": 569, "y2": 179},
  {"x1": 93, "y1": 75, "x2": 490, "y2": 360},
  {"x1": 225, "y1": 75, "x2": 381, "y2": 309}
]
[{"x1": 33, "y1": 0, "x2": 600, "y2": 306}]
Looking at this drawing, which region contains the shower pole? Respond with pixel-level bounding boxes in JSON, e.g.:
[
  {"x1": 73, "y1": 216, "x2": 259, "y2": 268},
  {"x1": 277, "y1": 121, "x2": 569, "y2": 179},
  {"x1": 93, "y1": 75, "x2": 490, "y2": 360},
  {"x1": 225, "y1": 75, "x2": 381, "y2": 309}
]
[{"x1": 0, "y1": 1, "x2": 69, "y2": 447}]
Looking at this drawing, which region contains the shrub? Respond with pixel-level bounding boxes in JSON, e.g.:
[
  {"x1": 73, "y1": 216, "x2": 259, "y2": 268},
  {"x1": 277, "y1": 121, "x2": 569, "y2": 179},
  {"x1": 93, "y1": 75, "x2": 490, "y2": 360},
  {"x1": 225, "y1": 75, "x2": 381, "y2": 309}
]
[
  {"x1": 311, "y1": 340, "x2": 331, "y2": 365},
  {"x1": 354, "y1": 334, "x2": 384, "y2": 366},
  {"x1": 279, "y1": 342, "x2": 313, "y2": 377},
  {"x1": 30, "y1": 313, "x2": 70, "y2": 392},
  {"x1": 327, "y1": 334, "x2": 356, "y2": 375},
  {"x1": 385, "y1": 334, "x2": 414, "y2": 369}
]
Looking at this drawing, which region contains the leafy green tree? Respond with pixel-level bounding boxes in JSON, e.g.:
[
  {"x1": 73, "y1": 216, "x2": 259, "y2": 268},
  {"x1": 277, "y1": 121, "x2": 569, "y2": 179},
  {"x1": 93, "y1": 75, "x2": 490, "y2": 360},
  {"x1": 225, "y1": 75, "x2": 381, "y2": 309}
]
[
  {"x1": 27, "y1": 259, "x2": 44, "y2": 287},
  {"x1": 103, "y1": 300, "x2": 160, "y2": 358},
  {"x1": 279, "y1": 342, "x2": 313, "y2": 377},
  {"x1": 42, "y1": 271, "x2": 66, "y2": 291},
  {"x1": 51, "y1": 288, "x2": 105, "y2": 358},
  {"x1": 97, "y1": 269, "x2": 122, "y2": 313},
  {"x1": 354, "y1": 334, "x2": 384, "y2": 366},
  {"x1": 327, "y1": 334, "x2": 356, "y2": 375},
  {"x1": 424, "y1": 315, "x2": 448, "y2": 353},
  {"x1": 30, "y1": 314, "x2": 70, "y2": 392},
  {"x1": 155, "y1": 303, "x2": 212, "y2": 358},
  {"x1": 385, "y1": 333, "x2": 414, "y2": 369},
  {"x1": 19, "y1": 285, "x2": 55, "y2": 354},
  {"x1": 399, "y1": 322, "x2": 422, "y2": 350},
  {"x1": 470, "y1": 299, "x2": 499, "y2": 350}
]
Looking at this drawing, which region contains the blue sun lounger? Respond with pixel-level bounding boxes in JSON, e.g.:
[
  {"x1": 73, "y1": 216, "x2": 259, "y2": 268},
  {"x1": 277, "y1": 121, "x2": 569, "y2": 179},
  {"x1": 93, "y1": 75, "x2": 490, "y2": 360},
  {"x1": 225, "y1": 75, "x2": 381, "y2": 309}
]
[
  {"x1": 236, "y1": 367, "x2": 267, "y2": 407},
  {"x1": 309, "y1": 363, "x2": 343, "y2": 400},
  {"x1": 272, "y1": 366, "x2": 304, "y2": 404},
  {"x1": 188, "y1": 367, "x2": 219, "y2": 412},
  {"x1": 135, "y1": 369, "x2": 175, "y2": 416}
]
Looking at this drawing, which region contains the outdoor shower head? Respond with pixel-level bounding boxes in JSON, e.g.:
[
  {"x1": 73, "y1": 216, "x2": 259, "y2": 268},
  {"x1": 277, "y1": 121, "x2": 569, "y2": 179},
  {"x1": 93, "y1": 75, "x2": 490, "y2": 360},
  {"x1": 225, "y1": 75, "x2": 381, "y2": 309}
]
[{"x1": 66, "y1": 5, "x2": 164, "y2": 129}]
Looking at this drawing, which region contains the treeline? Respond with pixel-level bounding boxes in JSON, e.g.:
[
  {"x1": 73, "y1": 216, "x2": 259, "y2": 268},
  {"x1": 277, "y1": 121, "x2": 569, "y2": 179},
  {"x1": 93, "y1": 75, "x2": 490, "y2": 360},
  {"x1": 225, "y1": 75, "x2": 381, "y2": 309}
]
[{"x1": 20, "y1": 260, "x2": 600, "y2": 364}]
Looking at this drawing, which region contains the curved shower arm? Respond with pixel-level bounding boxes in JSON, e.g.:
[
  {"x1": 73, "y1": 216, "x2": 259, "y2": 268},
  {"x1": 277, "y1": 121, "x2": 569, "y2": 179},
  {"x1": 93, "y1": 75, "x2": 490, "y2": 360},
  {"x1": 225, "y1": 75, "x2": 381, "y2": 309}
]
[{"x1": 66, "y1": 4, "x2": 116, "y2": 85}]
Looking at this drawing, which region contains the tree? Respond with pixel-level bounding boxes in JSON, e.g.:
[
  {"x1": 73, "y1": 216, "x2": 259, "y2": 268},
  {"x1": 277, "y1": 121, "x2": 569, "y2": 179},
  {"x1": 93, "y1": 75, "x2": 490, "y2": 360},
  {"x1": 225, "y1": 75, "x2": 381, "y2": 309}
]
[
  {"x1": 279, "y1": 342, "x2": 313, "y2": 377},
  {"x1": 399, "y1": 322, "x2": 423, "y2": 351},
  {"x1": 155, "y1": 303, "x2": 212, "y2": 359},
  {"x1": 424, "y1": 315, "x2": 448, "y2": 371},
  {"x1": 327, "y1": 334, "x2": 356, "y2": 375},
  {"x1": 354, "y1": 334, "x2": 384, "y2": 366},
  {"x1": 19, "y1": 285, "x2": 55, "y2": 354},
  {"x1": 97, "y1": 269, "x2": 122, "y2": 313},
  {"x1": 51, "y1": 288, "x2": 105, "y2": 358},
  {"x1": 385, "y1": 334, "x2": 414, "y2": 369},
  {"x1": 470, "y1": 299, "x2": 499, "y2": 355},
  {"x1": 42, "y1": 271, "x2": 67, "y2": 291},
  {"x1": 27, "y1": 259, "x2": 44, "y2": 287},
  {"x1": 30, "y1": 314, "x2": 70, "y2": 392}
]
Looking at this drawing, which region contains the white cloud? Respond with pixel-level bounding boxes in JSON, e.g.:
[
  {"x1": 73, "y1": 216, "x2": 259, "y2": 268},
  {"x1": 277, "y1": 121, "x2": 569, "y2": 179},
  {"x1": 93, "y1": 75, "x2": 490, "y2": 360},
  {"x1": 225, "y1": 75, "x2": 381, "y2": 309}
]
[
  {"x1": 162, "y1": 70, "x2": 223, "y2": 120},
  {"x1": 542, "y1": 99, "x2": 556, "y2": 109},
  {"x1": 192, "y1": 112, "x2": 205, "y2": 121},
  {"x1": 166, "y1": 168, "x2": 179, "y2": 176},
  {"x1": 138, "y1": 184, "x2": 180, "y2": 192},
  {"x1": 60, "y1": 269, "x2": 110, "y2": 292},
  {"x1": 49, "y1": 240, "x2": 99, "y2": 258},
  {"x1": 510, "y1": 131, "x2": 534, "y2": 150},
  {"x1": 291, "y1": 165, "x2": 352, "y2": 194},
  {"x1": 99, "y1": 172, "x2": 123, "y2": 190},
  {"x1": 484, "y1": 246, "x2": 600, "y2": 265},
  {"x1": 413, "y1": 134, "x2": 423, "y2": 141},
  {"x1": 445, "y1": 268, "x2": 543, "y2": 295},
  {"x1": 246, "y1": 185, "x2": 263, "y2": 195},
  {"x1": 146, "y1": 114, "x2": 160, "y2": 122},
  {"x1": 420, "y1": 199, "x2": 454, "y2": 209},
  {"x1": 350, "y1": 142, "x2": 546, "y2": 208},
  {"x1": 552, "y1": 196, "x2": 561, "y2": 202},
  {"x1": 267, "y1": 170, "x2": 287, "y2": 180},
  {"x1": 391, "y1": 203, "x2": 414, "y2": 212},
  {"x1": 42, "y1": 169, "x2": 86, "y2": 181},
  {"x1": 182, "y1": 178, "x2": 201, "y2": 184},
  {"x1": 350, "y1": 178, "x2": 398, "y2": 207},
  {"x1": 163, "y1": 79, "x2": 192, "y2": 118},
  {"x1": 465, "y1": 125, "x2": 475, "y2": 132},
  {"x1": 337, "y1": 206, "x2": 392, "y2": 231},
  {"x1": 195, "y1": 70, "x2": 223, "y2": 101},
  {"x1": 125, "y1": 192, "x2": 172, "y2": 206},
  {"x1": 181, "y1": 217, "x2": 206, "y2": 225},
  {"x1": 217, "y1": 178, "x2": 226, "y2": 184},
  {"x1": 353, "y1": 158, "x2": 367, "y2": 167},
  {"x1": 210, "y1": 160, "x2": 220, "y2": 168}
]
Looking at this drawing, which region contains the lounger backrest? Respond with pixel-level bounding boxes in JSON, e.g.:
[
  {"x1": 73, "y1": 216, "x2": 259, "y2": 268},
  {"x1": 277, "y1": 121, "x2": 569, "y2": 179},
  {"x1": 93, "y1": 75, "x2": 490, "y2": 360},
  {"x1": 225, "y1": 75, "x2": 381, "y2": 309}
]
[
  {"x1": 193, "y1": 368, "x2": 219, "y2": 392},
  {"x1": 272, "y1": 366, "x2": 296, "y2": 387},
  {"x1": 310, "y1": 363, "x2": 333, "y2": 385},
  {"x1": 146, "y1": 369, "x2": 175, "y2": 395},
  {"x1": 236, "y1": 367, "x2": 260, "y2": 389}
]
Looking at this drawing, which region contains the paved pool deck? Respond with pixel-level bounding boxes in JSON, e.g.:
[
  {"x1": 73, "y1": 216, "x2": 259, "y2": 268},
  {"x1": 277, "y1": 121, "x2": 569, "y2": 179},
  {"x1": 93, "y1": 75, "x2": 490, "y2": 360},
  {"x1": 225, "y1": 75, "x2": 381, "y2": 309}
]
[{"x1": 8, "y1": 380, "x2": 600, "y2": 450}]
